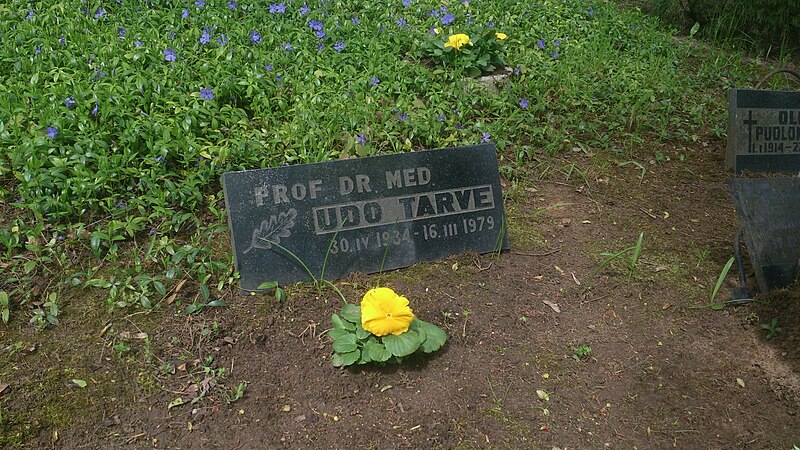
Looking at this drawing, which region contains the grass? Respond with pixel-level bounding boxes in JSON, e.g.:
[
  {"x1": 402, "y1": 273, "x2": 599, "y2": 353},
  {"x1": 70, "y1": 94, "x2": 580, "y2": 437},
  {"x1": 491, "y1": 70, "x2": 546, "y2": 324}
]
[{"x1": 0, "y1": 1, "x2": 767, "y2": 334}]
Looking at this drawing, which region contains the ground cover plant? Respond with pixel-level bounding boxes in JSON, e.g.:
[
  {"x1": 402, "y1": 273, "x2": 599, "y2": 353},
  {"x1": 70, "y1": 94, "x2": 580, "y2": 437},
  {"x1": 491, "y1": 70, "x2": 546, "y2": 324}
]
[{"x1": 1, "y1": 0, "x2": 799, "y2": 448}]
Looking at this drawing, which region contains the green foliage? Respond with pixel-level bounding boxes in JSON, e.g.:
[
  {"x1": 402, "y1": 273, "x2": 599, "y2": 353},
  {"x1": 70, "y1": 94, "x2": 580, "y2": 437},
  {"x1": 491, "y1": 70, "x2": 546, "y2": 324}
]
[
  {"x1": 228, "y1": 382, "x2": 247, "y2": 404},
  {"x1": 0, "y1": 291, "x2": 9, "y2": 324},
  {"x1": 420, "y1": 29, "x2": 509, "y2": 77},
  {"x1": 329, "y1": 303, "x2": 447, "y2": 367},
  {"x1": 589, "y1": 232, "x2": 644, "y2": 281},
  {"x1": 760, "y1": 317, "x2": 782, "y2": 340},
  {"x1": 709, "y1": 256, "x2": 735, "y2": 307},
  {"x1": 572, "y1": 344, "x2": 592, "y2": 361},
  {"x1": 640, "y1": 0, "x2": 800, "y2": 54},
  {"x1": 29, "y1": 292, "x2": 59, "y2": 329}
]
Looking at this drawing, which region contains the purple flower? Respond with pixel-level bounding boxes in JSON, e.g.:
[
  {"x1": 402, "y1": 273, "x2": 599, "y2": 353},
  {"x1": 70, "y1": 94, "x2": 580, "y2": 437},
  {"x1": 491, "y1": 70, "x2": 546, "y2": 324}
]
[
  {"x1": 588, "y1": 7, "x2": 595, "y2": 16},
  {"x1": 480, "y1": 132, "x2": 491, "y2": 143},
  {"x1": 34, "y1": 45, "x2": 41, "y2": 55},
  {"x1": 429, "y1": 27, "x2": 436, "y2": 34},
  {"x1": 269, "y1": 3, "x2": 286, "y2": 14},
  {"x1": 487, "y1": 21, "x2": 494, "y2": 28},
  {"x1": 552, "y1": 51, "x2": 559, "y2": 59},
  {"x1": 537, "y1": 39, "x2": 545, "y2": 49},
  {"x1": 308, "y1": 20, "x2": 324, "y2": 31},
  {"x1": 199, "y1": 87, "x2": 214, "y2": 99},
  {"x1": 402, "y1": 0, "x2": 411, "y2": 6},
  {"x1": 59, "y1": 37, "x2": 66, "y2": 46},
  {"x1": 182, "y1": 8, "x2": 189, "y2": 18},
  {"x1": 46, "y1": 127, "x2": 58, "y2": 138},
  {"x1": 429, "y1": 8, "x2": 440, "y2": 18},
  {"x1": 195, "y1": 0, "x2": 205, "y2": 7},
  {"x1": 284, "y1": 43, "x2": 293, "y2": 51},
  {"x1": 334, "y1": 41, "x2": 344, "y2": 52},
  {"x1": 518, "y1": 98, "x2": 529, "y2": 109},
  {"x1": 438, "y1": 114, "x2": 446, "y2": 122},
  {"x1": 276, "y1": 74, "x2": 284, "y2": 87},
  {"x1": 200, "y1": 29, "x2": 211, "y2": 44},
  {"x1": 514, "y1": 66, "x2": 521, "y2": 75},
  {"x1": 167, "y1": 30, "x2": 176, "y2": 39},
  {"x1": 65, "y1": 97, "x2": 76, "y2": 109},
  {"x1": 217, "y1": 34, "x2": 228, "y2": 45},
  {"x1": 265, "y1": 63, "x2": 274, "y2": 71},
  {"x1": 554, "y1": 38, "x2": 561, "y2": 47},
  {"x1": 163, "y1": 47, "x2": 177, "y2": 61},
  {"x1": 315, "y1": 30, "x2": 326, "y2": 39},
  {"x1": 229, "y1": 1, "x2": 238, "y2": 9},
  {"x1": 94, "y1": 7, "x2": 105, "y2": 19},
  {"x1": 134, "y1": 40, "x2": 143, "y2": 47},
  {"x1": 440, "y1": 13, "x2": 454, "y2": 25},
  {"x1": 300, "y1": 3, "x2": 310, "y2": 14},
  {"x1": 91, "y1": 104, "x2": 99, "y2": 117},
  {"x1": 250, "y1": 30, "x2": 262, "y2": 44},
  {"x1": 351, "y1": 17, "x2": 360, "y2": 25},
  {"x1": 26, "y1": 10, "x2": 34, "y2": 20},
  {"x1": 317, "y1": 43, "x2": 324, "y2": 51},
  {"x1": 397, "y1": 112, "x2": 409, "y2": 122},
  {"x1": 396, "y1": 17, "x2": 407, "y2": 27},
  {"x1": 356, "y1": 133, "x2": 366, "y2": 145},
  {"x1": 118, "y1": 27, "x2": 127, "y2": 38},
  {"x1": 369, "y1": 76, "x2": 380, "y2": 86}
]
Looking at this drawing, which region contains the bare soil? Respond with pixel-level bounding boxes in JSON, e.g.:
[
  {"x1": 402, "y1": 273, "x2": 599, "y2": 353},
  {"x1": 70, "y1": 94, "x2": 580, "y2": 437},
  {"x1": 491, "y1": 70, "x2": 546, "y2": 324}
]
[{"x1": 2, "y1": 141, "x2": 799, "y2": 449}]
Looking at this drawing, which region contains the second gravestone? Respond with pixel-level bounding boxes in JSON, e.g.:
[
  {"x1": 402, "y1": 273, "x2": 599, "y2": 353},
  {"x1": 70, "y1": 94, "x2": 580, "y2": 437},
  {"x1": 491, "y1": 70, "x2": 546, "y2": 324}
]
[
  {"x1": 726, "y1": 88, "x2": 800, "y2": 174},
  {"x1": 222, "y1": 144, "x2": 510, "y2": 290}
]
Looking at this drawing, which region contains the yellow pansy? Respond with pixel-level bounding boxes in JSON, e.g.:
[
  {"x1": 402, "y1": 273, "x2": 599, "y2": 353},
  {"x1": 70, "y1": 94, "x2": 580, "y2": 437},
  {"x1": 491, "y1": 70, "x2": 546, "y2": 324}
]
[
  {"x1": 495, "y1": 32, "x2": 508, "y2": 40},
  {"x1": 361, "y1": 288, "x2": 415, "y2": 336},
  {"x1": 444, "y1": 33, "x2": 472, "y2": 51}
]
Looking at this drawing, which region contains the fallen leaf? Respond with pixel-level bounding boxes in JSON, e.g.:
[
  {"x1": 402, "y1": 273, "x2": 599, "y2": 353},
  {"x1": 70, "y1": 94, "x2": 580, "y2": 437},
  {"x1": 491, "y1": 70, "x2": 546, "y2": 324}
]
[
  {"x1": 570, "y1": 272, "x2": 581, "y2": 285},
  {"x1": 554, "y1": 266, "x2": 564, "y2": 275},
  {"x1": 736, "y1": 378, "x2": 746, "y2": 388},
  {"x1": 653, "y1": 265, "x2": 669, "y2": 272},
  {"x1": 282, "y1": 404, "x2": 291, "y2": 412},
  {"x1": 380, "y1": 384, "x2": 393, "y2": 392},
  {"x1": 166, "y1": 279, "x2": 188, "y2": 305},
  {"x1": 71, "y1": 379, "x2": 87, "y2": 388},
  {"x1": 533, "y1": 275, "x2": 544, "y2": 281},
  {"x1": 662, "y1": 303, "x2": 672, "y2": 310},
  {"x1": 0, "y1": 382, "x2": 9, "y2": 395},
  {"x1": 536, "y1": 390, "x2": 550, "y2": 401},
  {"x1": 119, "y1": 331, "x2": 148, "y2": 340},
  {"x1": 451, "y1": 262, "x2": 459, "y2": 272},
  {"x1": 542, "y1": 300, "x2": 561, "y2": 313},
  {"x1": 168, "y1": 397, "x2": 186, "y2": 409}
]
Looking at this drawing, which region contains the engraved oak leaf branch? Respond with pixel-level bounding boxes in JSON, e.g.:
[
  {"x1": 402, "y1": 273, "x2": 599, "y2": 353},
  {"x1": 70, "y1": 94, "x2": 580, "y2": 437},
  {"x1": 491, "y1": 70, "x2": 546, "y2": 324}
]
[{"x1": 243, "y1": 208, "x2": 297, "y2": 254}]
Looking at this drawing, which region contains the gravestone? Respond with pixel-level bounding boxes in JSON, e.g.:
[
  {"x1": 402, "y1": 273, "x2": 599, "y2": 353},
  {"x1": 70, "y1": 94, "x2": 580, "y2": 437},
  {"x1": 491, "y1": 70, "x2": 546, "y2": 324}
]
[
  {"x1": 726, "y1": 88, "x2": 800, "y2": 174},
  {"x1": 222, "y1": 144, "x2": 510, "y2": 290},
  {"x1": 729, "y1": 178, "x2": 800, "y2": 292}
]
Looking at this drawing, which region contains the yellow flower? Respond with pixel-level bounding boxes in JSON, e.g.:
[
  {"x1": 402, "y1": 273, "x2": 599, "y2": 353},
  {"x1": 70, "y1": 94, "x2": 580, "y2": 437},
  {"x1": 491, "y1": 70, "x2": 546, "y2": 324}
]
[
  {"x1": 444, "y1": 34, "x2": 472, "y2": 51},
  {"x1": 361, "y1": 288, "x2": 415, "y2": 336},
  {"x1": 495, "y1": 32, "x2": 508, "y2": 40},
  {"x1": 433, "y1": 28, "x2": 441, "y2": 35}
]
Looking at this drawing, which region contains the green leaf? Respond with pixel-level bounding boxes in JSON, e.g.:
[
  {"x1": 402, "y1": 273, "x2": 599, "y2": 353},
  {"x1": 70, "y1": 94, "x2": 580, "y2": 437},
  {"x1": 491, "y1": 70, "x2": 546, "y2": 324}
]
[
  {"x1": 257, "y1": 281, "x2": 278, "y2": 290},
  {"x1": 275, "y1": 287, "x2": 286, "y2": 302},
  {"x1": 340, "y1": 303, "x2": 361, "y2": 323},
  {"x1": 327, "y1": 327, "x2": 352, "y2": 341},
  {"x1": 331, "y1": 313, "x2": 355, "y2": 331},
  {"x1": 382, "y1": 330, "x2": 421, "y2": 357},
  {"x1": 332, "y1": 334, "x2": 358, "y2": 353},
  {"x1": 355, "y1": 323, "x2": 371, "y2": 340},
  {"x1": 207, "y1": 300, "x2": 226, "y2": 307},
  {"x1": 332, "y1": 350, "x2": 360, "y2": 367},
  {"x1": 365, "y1": 340, "x2": 392, "y2": 362},
  {"x1": 71, "y1": 379, "x2": 87, "y2": 388},
  {"x1": 415, "y1": 319, "x2": 448, "y2": 353}
]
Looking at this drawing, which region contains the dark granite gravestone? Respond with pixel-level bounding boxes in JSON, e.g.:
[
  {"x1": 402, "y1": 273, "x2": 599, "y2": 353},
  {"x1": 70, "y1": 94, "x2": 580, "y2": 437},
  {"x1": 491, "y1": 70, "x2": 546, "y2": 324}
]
[
  {"x1": 729, "y1": 178, "x2": 800, "y2": 292},
  {"x1": 726, "y1": 89, "x2": 800, "y2": 174},
  {"x1": 222, "y1": 144, "x2": 510, "y2": 290}
]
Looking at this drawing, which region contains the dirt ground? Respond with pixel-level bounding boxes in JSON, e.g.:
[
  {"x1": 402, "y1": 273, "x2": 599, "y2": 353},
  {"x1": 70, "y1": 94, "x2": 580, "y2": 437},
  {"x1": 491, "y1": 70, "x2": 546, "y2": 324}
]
[{"x1": 2, "y1": 140, "x2": 800, "y2": 449}]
